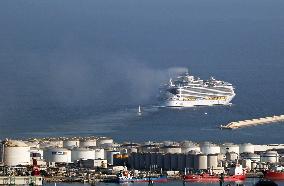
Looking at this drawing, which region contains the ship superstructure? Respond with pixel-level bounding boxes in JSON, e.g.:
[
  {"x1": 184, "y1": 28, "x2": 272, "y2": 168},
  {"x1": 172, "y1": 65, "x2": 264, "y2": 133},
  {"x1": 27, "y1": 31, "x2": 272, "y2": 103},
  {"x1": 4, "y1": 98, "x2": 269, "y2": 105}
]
[{"x1": 160, "y1": 71, "x2": 235, "y2": 107}]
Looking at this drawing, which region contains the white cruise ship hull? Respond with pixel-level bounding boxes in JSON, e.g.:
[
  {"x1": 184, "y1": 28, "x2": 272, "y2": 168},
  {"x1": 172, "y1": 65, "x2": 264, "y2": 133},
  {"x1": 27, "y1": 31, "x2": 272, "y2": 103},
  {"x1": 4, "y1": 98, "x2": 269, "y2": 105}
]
[{"x1": 163, "y1": 95, "x2": 234, "y2": 107}]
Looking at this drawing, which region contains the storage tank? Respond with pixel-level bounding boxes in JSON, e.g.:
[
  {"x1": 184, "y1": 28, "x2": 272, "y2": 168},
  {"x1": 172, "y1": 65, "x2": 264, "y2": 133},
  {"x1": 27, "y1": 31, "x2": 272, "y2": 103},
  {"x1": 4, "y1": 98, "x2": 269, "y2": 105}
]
[
  {"x1": 80, "y1": 139, "x2": 97, "y2": 148},
  {"x1": 43, "y1": 147, "x2": 71, "y2": 163},
  {"x1": 239, "y1": 143, "x2": 255, "y2": 153},
  {"x1": 177, "y1": 154, "x2": 186, "y2": 171},
  {"x1": 106, "y1": 150, "x2": 120, "y2": 165},
  {"x1": 181, "y1": 141, "x2": 200, "y2": 153},
  {"x1": 3, "y1": 140, "x2": 30, "y2": 166},
  {"x1": 97, "y1": 137, "x2": 113, "y2": 147},
  {"x1": 63, "y1": 139, "x2": 80, "y2": 148},
  {"x1": 260, "y1": 151, "x2": 279, "y2": 163},
  {"x1": 163, "y1": 146, "x2": 182, "y2": 154},
  {"x1": 39, "y1": 140, "x2": 63, "y2": 148},
  {"x1": 200, "y1": 142, "x2": 220, "y2": 155},
  {"x1": 30, "y1": 148, "x2": 44, "y2": 159},
  {"x1": 226, "y1": 152, "x2": 239, "y2": 161},
  {"x1": 242, "y1": 159, "x2": 252, "y2": 170},
  {"x1": 251, "y1": 160, "x2": 258, "y2": 169},
  {"x1": 221, "y1": 143, "x2": 239, "y2": 154},
  {"x1": 93, "y1": 148, "x2": 105, "y2": 159},
  {"x1": 194, "y1": 154, "x2": 207, "y2": 170},
  {"x1": 207, "y1": 154, "x2": 218, "y2": 168},
  {"x1": 170, "y1": 153, "x2": 179, "y2": 170},
  {"x1": 241, "y1": 153, "x2": 260, "y2": 162},
  {"x1": 185, "y1": 154, "x2": 195, "y2": 169},
  {"x1": 125, "y1": 148, "x2": 138, "y2": 154},
  {"x1": 71, "y1": 147, "x2": 95, "y2": 162},
  {"x1": 217, "y1": 153, "x2": 225, "y2": 161}
]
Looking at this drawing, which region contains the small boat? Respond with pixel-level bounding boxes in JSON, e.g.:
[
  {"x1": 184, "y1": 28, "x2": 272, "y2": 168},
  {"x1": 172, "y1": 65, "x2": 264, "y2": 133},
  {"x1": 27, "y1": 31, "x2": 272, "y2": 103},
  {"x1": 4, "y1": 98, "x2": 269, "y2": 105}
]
[
  {"x1": 116, "y1": 171, "x2": 167, "y2": 183},
  {"x1": 137, "y1": 105, "x2": 142, "y2": 115},
  {"x1": 264, "y1": 166, "x2": 284, "y2": 180}
]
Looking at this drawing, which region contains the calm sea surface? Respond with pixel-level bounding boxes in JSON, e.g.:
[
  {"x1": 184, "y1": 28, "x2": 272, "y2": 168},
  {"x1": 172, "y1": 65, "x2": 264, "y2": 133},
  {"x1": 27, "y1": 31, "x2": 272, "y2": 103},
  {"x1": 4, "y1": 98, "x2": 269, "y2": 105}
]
[{"x1": 0, "y1": 0, "x2": 284, "y2": 144}]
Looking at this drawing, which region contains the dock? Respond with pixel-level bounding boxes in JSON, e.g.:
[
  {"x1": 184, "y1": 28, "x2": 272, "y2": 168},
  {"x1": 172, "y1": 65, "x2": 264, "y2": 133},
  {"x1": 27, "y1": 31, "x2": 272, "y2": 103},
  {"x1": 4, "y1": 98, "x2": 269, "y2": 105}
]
[{"x1": 220, "y1": 115, "x2": 284, "y2": 129}]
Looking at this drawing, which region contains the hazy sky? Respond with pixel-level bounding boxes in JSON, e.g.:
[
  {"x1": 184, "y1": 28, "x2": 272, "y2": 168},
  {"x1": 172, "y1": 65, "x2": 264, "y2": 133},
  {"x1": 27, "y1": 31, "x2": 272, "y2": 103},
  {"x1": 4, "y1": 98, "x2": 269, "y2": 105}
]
[{"x1": 0, "y1": 0, "x2": 284, "y2": 134}]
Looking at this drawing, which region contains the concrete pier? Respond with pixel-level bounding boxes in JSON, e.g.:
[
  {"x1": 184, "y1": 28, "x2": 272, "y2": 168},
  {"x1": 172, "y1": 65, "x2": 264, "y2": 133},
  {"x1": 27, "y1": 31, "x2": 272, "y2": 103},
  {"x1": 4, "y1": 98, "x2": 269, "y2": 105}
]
[{"x1": 220, "y1": 115, "x2": 284, "y2": 129}]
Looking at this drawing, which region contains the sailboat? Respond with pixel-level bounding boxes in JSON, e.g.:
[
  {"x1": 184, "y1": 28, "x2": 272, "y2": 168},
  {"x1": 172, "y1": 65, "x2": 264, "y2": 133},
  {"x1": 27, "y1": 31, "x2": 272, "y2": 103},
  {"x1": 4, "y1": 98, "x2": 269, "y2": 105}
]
[{"x1": 137, "y1": 105, "x2": 142, "y2": 115}]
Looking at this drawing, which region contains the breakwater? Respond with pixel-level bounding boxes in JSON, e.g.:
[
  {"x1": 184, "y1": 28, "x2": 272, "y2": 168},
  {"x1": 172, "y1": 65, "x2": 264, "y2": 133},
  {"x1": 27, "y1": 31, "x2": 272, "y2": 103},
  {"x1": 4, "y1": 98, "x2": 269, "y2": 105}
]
[{"x1": 220, "y1": 115, "x2": 284, "y2": 129}]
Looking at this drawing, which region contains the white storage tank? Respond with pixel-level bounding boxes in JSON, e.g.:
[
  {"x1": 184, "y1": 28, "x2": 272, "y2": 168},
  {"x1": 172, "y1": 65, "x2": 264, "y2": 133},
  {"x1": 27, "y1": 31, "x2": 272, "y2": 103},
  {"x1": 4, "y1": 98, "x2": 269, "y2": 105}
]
[
  {"x1": 207, "y1": 154, "x2": 218, "y2": 168},
  {"x1": 63, "y1": 139, "x2": 80, "y2": 148},
  {"x1": 260, "y1": 151, "x2": 279, "y2": 163},
  {"x1": 39, "y1": 140, "x2": 63, "y2": 148},
  {"x1": 44, "y1": 147, "x2": 71, "y2": 163},
  {"x1": 71, "y1": 147, "x2": 95, "y2": 162},
  {"x1": 241, "y1": 153, "x2": 260, "y2": 162},
  {"x1": 80, "y1": 139, "x2": 97, "y2": 148},
  {"x1": 125, "y1": 147, "x2": 138, "y2": 154},
  {"x1": 3, "y1": 140, "x2": 30, "y2": 166},
  {"x1": 30, "y1": 148, "x2": 44, "y2": 159},
  {"x1": 194, "y1": 154, "x2": 207, "y2": 170},
  {"x1": 97, "y1": 137, "x2": 113, "y2": 147},
  {"x1": 181, "y1": 141, "x2": 200, "y2": 153},
  {"x1": 240, "y1": 143, "x2": 254, "y2": 153},
  {"x1": 217, "y1": 153, "x2": 225, "y2": 161},
  {"x1": 106, "y1": 150, "x2": 120, "y2": 165},
  {"x1": 200, "y1": 142, "x2": 220, "y2": 155},
  {"x1": 226, "y1": 152, "x2": 239, "y2": 161},
  {"x1": 93, "y1": 148, "x2": 105, "y2": 159},
  {"x1": 163, "y1": 146, "x2": 182, "y2": 154},
  {"x1": 221, "y1": 143, "x2": 239, "y2": 154},
  {"x1": 242, "y1": 159, "x2": 252, "y2": 170}
]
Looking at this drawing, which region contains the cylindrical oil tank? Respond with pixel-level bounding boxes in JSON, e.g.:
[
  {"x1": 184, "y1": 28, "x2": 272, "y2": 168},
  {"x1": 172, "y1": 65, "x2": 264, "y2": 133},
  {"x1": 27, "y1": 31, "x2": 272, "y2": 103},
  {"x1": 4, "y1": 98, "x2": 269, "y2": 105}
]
[
  {"x1": 3, "y1": 140, "x2": 30, "y2": 166},
  {"x1": 43, "y1": 147, "x2": 71, "y2": 163},
  {"x1": 185, "y1": 154, "x2": 195, "y2": 169},
  {"x1": 79, "y1": 139, "x2": 97, "y2": 148},
  {"x1": 97, "y1": 137, "x2": 113, "y2": 147},
  {"x1": 260, "y1": 151, "x2": 279, "y2": 163},
  {"x1": 63, "y1": 139, "x2": 80, "y2": 148},
  {"x1": 126, "y1": 148, "x2": 138, "y2": 154},
  {"x1": 251, "y1": 160, "x2": 257, "y2": 169},
  {"x1": 93, "y1": 148, "x2": 105, "y2": 159},
  {"x1": 163, "y1": 146, "x2": 182, "y2": 154},
  {"x1": 221, "y1": 143, "x2": 239, "y2": 154},
  {"x1": 170, "y1": 153, "x2": 179, "y2": 170},
  {"x1": 163, "y1": 141, "x2": 175, "y2": 146},
  {"x1": 217, "y1": 153, "x2": 225, "y2": 161},
  {"x1": 241, "y1": 153, "x2": 260, "y2": 162},
  {"x1": 106, "y1": 150, "x2": 120, "y2": 165},
  {"x1": 39, "y1": 140, "x2": 63, "y2": 148},
  {"x1": 163, "y1": 154, "x2": 171, "y2": 170},
  {"x1": 194, "y1": 154, "x2": 207, "y2": 170},
  {"x1": 181, "y1": 141, "x2": 200, "y2": 153},
  {"x1": 200, "y1": 142, "x2": 220, "y2": 155},
  {"x1": 30, "y1": 148, "x2": 44, "y2": 159},
  {"x1": 226, "y1": 152, "x2": 239, "y2": 161},
  {"x1": 71, "y1": 147, "x2": 95, "y2": 162},
  {"x1": 240, "y1": 143, "x2": 254, "y2": 153},
  {"x1": 25, "y1": 141, "x2": 39, "y2": 149},
  {"x1": 178, "y1": 154, "x2": 186, "y2": 171},
  {"x1": 207, "y1": 154, "x2": 218, "y2": 168},
  {"x1": 241, "y1": 159, "x2": 252, "y2": 170},
  {"x1": 141, "y1": 145, "x2": 160, "y2": 153}
]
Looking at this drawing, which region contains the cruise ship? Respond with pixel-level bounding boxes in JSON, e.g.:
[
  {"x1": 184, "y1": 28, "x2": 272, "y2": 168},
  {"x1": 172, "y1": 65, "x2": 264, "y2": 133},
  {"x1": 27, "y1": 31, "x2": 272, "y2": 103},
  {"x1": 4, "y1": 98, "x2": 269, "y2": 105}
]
[{"x1": 160, "y1": 71, "x2": 235, "y2": 107}]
